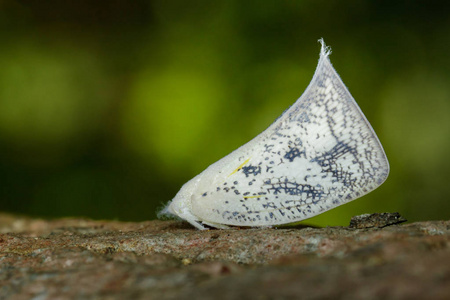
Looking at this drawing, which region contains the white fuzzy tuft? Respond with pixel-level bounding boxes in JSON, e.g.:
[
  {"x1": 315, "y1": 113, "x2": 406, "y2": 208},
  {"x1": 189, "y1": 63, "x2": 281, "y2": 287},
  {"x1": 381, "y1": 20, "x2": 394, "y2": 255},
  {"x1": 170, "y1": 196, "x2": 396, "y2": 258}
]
[
  {"x1": 318, "y1": 38, "x2": 332, "y2": 58},
  {"x1": 156, "y1": 202, "x2": 174, "y2": 220}
]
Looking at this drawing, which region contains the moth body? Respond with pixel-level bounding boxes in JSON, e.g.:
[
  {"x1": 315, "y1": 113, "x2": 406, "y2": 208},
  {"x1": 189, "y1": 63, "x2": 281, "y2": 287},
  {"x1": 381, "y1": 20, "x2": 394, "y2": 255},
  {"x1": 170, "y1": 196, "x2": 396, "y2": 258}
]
[{"x1": 159, "y1": 39, "x2": 390, "y2": 230}]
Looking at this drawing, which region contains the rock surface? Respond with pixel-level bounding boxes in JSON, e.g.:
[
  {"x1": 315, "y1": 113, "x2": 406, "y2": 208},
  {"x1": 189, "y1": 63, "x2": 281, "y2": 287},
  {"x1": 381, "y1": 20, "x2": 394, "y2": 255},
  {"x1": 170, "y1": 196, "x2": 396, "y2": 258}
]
[{"x1": 0, "y1": 213, "x2": 449, "y2": 299}]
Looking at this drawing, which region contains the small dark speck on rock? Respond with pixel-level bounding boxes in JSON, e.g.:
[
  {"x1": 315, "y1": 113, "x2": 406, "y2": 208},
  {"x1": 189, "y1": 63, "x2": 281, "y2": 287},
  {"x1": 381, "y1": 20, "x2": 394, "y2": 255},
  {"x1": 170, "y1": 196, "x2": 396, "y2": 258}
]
[
  {"x1": 210, "y1": 234, "x2": 220, "y2": 240},
  {"x1": 349, "y1": 212, "x2": 407, "y2": 229}
]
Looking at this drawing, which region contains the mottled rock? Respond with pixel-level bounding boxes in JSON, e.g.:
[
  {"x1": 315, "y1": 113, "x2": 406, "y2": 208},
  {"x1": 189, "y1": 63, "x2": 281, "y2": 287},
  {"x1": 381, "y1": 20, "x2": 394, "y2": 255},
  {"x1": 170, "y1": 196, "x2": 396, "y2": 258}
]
[
  {"x1": 0, "y1": 213, "x2": 449, "y2": 299},
  {"x1": 349, "y1": 212, "x2": 407, "y2": 229}
]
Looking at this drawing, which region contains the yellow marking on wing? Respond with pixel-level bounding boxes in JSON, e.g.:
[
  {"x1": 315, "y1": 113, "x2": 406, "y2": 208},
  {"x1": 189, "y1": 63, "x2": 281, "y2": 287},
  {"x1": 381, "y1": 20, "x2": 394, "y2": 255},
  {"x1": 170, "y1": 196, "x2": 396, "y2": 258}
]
[
  {"x1": 228, "y1": 158, "x2": 250, "y2": 177},
  {"x1": 243, "y1": 195, "x2": 262, "y2": 199}
]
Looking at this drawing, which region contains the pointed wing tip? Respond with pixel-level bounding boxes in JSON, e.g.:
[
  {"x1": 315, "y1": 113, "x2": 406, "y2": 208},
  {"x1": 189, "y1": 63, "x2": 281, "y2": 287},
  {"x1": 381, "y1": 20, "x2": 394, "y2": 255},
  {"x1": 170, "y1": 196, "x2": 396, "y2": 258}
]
[{"x1": 318, "y1": 38, "x2": 332, "y2": 59}]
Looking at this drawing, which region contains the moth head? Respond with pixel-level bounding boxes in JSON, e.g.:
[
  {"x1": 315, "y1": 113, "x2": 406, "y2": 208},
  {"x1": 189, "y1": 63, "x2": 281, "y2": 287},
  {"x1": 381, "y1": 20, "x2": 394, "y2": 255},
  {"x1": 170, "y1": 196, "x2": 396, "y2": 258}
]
[{"x1": 159, "y1": 174, "x2": 205, "y2": 228}]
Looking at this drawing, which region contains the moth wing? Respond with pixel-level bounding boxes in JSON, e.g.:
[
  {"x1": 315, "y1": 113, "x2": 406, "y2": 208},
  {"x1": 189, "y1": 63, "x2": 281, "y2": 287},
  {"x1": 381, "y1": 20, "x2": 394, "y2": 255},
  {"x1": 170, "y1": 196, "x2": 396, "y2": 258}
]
[{"x1": 190, "y1": 41, "x2": 389, "y2": 227}]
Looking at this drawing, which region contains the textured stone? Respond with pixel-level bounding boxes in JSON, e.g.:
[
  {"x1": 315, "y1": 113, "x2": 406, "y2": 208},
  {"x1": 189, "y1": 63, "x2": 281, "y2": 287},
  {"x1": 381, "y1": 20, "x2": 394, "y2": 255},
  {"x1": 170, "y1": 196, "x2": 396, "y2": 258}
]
[{"x1": 0, "y1": 213, "x2": 449, "y2": 299}]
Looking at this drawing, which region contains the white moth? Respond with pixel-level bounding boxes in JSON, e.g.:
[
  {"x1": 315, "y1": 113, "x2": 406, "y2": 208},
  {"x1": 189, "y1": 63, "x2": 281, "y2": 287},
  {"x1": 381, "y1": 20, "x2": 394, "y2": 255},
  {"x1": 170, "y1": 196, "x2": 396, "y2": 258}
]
[{"x1": 159, "y1": 39, "x2": 390, "y2": 230}]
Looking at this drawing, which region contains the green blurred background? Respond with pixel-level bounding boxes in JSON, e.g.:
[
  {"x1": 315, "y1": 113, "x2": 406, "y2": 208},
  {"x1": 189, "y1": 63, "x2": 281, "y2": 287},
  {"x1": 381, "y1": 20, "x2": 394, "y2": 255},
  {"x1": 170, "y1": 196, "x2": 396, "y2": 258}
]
[{"x1": 1, "y1": 0, "x2": 449, "y2": 226}]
